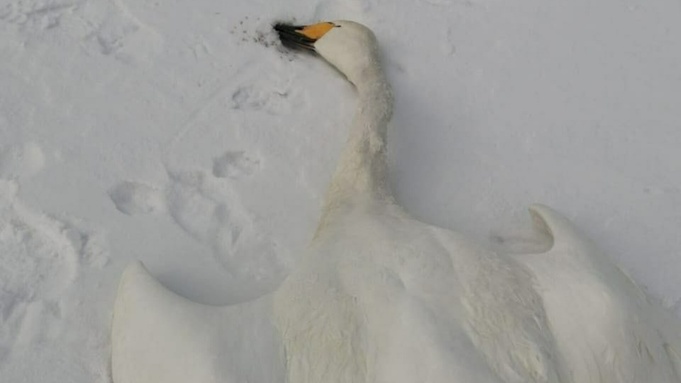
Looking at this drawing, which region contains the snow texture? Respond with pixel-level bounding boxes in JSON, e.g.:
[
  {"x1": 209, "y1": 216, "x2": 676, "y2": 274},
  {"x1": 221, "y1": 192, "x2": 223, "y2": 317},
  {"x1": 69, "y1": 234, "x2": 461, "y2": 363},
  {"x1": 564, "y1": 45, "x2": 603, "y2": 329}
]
[{"x1": 1, "y1": 0, "x2": 680, "y2": 381}]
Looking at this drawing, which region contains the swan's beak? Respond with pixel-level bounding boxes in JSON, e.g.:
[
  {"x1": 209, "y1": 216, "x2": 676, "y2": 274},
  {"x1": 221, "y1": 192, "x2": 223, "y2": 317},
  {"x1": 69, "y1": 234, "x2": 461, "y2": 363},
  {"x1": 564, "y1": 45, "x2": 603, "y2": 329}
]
[{"x1": 274, "y1": 22, "x2": 335, "y2": 52}]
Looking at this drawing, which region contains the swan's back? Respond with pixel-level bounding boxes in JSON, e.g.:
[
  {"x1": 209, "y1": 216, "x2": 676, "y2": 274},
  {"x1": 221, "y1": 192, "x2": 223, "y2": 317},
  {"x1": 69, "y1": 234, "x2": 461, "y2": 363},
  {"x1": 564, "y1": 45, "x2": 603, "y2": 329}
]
[{"x1": 274, "y1": 203, "x2": 565, "y2": 383}]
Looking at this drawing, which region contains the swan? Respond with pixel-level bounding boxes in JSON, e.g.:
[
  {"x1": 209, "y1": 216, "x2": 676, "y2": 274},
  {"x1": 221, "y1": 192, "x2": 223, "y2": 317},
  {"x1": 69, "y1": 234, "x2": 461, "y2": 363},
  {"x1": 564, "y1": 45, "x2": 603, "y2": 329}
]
[{"x1": 111, "y1": 20, "x2": 681, "y2": 383}]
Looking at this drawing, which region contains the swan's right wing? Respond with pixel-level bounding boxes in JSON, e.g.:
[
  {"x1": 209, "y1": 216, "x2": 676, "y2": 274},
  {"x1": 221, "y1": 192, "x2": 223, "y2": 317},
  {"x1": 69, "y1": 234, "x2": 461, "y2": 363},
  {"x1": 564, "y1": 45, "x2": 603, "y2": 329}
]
[
  {"x1": 111, "y1": 262, "x2": 285, "y2": 383},
  {"x1": 513, "y1": 204, "x2": 681, "y2": 382}
]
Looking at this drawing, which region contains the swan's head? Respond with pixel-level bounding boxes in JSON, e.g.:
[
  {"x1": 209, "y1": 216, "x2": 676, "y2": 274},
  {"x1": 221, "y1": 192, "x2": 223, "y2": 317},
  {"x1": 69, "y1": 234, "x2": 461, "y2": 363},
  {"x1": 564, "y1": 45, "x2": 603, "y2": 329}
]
[{"x1": 275, "y1": 21, "x2": 381, "y2": 83}]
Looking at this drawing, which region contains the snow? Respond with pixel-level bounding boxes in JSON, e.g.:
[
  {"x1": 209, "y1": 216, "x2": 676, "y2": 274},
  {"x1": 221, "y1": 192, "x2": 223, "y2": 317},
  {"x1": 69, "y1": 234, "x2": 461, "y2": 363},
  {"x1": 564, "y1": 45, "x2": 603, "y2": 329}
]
[{"x1": 1, "y1": 0, "x2": 680, "y2": 382}]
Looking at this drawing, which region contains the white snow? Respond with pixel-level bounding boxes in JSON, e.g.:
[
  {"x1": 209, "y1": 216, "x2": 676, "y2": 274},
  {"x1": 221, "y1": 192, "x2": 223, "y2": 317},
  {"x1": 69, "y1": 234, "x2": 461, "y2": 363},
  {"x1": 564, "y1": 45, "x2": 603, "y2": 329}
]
[{"x1": 1, "y1": 0, "x2": 680, "y2": 382}]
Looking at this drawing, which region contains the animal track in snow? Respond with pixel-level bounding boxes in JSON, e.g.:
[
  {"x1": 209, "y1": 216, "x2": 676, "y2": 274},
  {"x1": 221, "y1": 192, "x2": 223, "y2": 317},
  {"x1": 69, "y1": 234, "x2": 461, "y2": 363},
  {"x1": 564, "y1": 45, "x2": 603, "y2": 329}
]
[
  {"x1": 230, "y1": 80, "x2": 303, "y2": 115},
  {"x1": 109, "y1": 150, "x2": 285, "y2": 282},
  {"x1": 82, "y1": 0, "x2": 163, "y2": 63},
  {"x1": 0, "y1": 142, "x2": 45, "y2": 180},
  {"x1": 0, "y1": 183, "x2": 109, "y2": 361},
  {"x1": 0, "y1": 0, "x2": 78, "y2": 31},
  {"x1": 212, "y1": 151, "x2": 260, "y2": 179},
  {"x1": 1, "y1": 0, "x2": 163, "y2": 62},
  {"x1": 109, "y1": 181, "x2": 165, "y2": 216},
  {"x1": 164, "y1": 169, "x2": 284, "y2": 282}
]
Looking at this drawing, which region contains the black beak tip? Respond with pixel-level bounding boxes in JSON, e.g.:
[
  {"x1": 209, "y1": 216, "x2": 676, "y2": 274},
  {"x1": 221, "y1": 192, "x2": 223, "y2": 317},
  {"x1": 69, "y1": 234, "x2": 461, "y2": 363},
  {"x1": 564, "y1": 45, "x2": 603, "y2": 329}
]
[{"x1": 273, "y1": 23, "x2": 316, "y2": 52}]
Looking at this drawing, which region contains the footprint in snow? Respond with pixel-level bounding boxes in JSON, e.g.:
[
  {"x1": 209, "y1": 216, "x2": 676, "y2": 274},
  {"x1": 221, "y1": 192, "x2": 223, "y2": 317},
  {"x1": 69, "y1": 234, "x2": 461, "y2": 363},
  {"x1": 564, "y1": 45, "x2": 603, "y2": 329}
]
[
  {"x1": 80, "y1": 0, "x2": 164, "y2": 64},
  {"x1": 0, "y1": 182, "x2": 109, "y2": 361},
  {"x1": 229, "y1": 78, "x2": 304, "y2": 115},
  {"x1": 0, "y1": 0, "x2": 76, "y2": 31},
  {"x1": 108, "y1": 181, "x2": 166, "y2": 216},
  {"x1": 166, "y1": 170, "x2": 282, "y2": 280},
  {"x1": 212, "y1": 151, "x2": 260, "y2": 179},
  {"x1": 109, "y1": 150, "x2": 284, "y2": 282}
]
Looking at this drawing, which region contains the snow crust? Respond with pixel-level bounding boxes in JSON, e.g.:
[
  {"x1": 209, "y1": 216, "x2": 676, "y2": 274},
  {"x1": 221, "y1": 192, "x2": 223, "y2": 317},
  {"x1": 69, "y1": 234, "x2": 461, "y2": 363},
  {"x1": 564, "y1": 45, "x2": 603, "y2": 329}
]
[{"x1": 1, "y1": 0, "x2": 681, "y2": 381}]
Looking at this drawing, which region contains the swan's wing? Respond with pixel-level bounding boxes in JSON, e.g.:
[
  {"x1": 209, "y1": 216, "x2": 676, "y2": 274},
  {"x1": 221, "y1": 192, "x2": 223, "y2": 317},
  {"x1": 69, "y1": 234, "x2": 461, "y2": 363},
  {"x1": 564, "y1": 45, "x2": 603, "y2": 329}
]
[
  {"x1": 513, "y1": 204, "x2": 681, "y2": 382},
  {"x1": 111, "y1": 262, "x2": 285, "y2": 383}
]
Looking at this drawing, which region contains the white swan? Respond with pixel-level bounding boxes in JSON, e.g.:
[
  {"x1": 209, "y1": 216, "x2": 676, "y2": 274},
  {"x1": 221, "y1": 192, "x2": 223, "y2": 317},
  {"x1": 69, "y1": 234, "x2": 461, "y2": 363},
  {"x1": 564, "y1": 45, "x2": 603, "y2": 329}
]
[{"x1": 111, "y1": 21, "x2": 681, "y2": 383}]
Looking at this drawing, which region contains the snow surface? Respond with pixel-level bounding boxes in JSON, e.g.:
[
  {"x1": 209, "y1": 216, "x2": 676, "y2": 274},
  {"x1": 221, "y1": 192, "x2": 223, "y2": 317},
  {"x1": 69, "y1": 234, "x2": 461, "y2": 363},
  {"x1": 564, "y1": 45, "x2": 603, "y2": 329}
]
[{"x1": 1, "y1": 0, "x2": 680, "y2": 381}]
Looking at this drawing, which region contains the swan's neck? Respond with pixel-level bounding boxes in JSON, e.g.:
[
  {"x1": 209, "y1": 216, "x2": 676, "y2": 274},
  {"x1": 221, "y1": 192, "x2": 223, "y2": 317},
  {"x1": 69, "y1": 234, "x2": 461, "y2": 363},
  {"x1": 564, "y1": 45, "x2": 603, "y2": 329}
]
[{"x1": 321, "y1": 65, "x2": 394, "y2": 216}]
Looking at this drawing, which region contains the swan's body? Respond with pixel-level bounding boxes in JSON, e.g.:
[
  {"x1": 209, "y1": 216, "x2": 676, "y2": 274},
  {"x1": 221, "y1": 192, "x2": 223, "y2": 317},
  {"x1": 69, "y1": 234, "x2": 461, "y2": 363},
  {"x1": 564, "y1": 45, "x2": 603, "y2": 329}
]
[{"x1": 112, "y1": 21, "x2": 681, "y2": 383}]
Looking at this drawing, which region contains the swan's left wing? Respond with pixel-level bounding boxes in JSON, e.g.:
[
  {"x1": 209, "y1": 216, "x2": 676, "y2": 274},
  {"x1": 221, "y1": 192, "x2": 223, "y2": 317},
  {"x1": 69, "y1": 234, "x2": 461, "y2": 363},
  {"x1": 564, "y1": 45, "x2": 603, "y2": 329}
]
[{"x1": 111, "y1": 262, "x2": 285, "y2": 383}]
